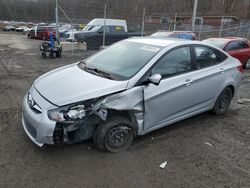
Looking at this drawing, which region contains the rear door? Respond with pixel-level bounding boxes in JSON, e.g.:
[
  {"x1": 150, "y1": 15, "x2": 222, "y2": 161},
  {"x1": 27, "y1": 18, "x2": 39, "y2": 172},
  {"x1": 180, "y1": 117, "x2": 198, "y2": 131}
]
[{"x1": 189, "y1": 45, "x2": 228, "y2": 109}]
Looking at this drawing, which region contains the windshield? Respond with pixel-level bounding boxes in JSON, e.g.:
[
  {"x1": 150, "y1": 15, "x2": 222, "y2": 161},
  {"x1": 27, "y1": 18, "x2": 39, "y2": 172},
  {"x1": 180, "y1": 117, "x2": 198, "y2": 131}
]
[
  {"x1": 80, "y1": 40, "x2": 162, "y2": 80},
  {"x1": 82, "y1": 25, "x2": 101, "y2": 32},
  {"x1": 202, "y1": 39, "x2": 228, "y2": 49}
]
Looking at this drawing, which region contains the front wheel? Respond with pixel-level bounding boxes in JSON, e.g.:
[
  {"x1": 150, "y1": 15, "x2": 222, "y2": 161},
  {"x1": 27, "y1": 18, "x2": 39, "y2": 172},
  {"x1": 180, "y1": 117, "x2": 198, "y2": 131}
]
[
  {"x1": 56, "y1": 50, "x2": 61, "y2": 58},
  {"x1": 94, "y1": 116, "x2": 134, "y2": 153},
  {"x1": 213, "y1": 87, "x2": 233, "y2": 115}
]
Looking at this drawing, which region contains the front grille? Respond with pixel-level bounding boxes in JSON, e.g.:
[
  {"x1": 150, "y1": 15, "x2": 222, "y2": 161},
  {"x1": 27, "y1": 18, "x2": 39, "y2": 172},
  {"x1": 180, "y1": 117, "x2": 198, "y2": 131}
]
[{"x1": 24, "y1": 117, "x2": 37, "y2": 138}]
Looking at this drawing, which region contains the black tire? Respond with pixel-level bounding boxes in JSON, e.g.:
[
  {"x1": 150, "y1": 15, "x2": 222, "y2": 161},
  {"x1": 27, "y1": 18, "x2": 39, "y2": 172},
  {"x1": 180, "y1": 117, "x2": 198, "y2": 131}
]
[
  {"x1": 41, "y1": 52, "x2": 46, "y2": 58},
  {"x1": 56, "y1": 50, "x2": 61, "y2": 58},
  {"x1": 28, "y1": 34, "x2": 31, "y2": 39},
  {"x1": 49, "y1": 53, "x2": 54, "y2": 59},
  {"x1": 87, "y1": 40, "x2": 98, "y2": 50},
  {"x1": 213, "y1": 87, "x2": 233, "y2": 115},
  {"x1": 94, "y1": 116, "x2": 134, "y2": 153}
]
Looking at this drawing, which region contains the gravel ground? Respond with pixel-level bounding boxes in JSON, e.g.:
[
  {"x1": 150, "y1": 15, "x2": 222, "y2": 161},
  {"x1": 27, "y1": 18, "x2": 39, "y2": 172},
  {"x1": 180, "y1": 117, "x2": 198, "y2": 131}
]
[{"x1": 0, "y1": 33, "x2": 250, "y2": 188}]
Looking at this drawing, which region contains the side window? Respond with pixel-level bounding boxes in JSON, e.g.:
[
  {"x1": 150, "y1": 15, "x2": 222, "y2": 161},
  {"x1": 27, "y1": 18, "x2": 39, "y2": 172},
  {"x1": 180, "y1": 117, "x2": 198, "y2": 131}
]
[
  {"x1": 37, "y1": 27, "x2": 45, "y2": 32},
  {"x1": 238, "y1": 41, "x2": 249, "y2": 49},
  {"x1": 195, "y1": 46, "x2": 222, "y2": 69},
  {"x1": 224, "y1": 41, "x2": 240, "y2": 51},
  {"x1": 110, "y1": 26, "x2": 125, "y2": 33},
  {"x1": 151, "y1": 47, "x2": 192, "y2": 78},
  {"x1": 99, "y1": 26, "x2": 110, "y2": 33}
]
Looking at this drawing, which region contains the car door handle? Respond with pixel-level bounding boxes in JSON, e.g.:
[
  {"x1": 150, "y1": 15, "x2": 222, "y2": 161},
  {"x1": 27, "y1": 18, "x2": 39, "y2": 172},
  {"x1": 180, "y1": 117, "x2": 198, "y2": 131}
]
[
  {"x1": 185, "y1": 79, "x2": 193, "y2": 86},
  {"x1": 219, "y1": 68, "x2": 225, "y2": 74}
]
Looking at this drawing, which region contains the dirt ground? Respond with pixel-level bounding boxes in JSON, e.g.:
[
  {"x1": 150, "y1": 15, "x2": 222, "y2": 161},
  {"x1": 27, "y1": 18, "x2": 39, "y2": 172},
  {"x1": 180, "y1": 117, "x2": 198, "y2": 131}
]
[{"x1": 0, "y1": 33, "x2": 250, "y2": 188}]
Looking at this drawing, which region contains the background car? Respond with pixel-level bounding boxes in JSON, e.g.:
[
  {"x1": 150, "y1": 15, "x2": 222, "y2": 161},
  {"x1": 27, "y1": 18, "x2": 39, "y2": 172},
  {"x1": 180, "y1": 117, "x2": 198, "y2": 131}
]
[
  {"x1": 3, "y1": 25, "x2": 16, "y2": 31},
  {"x1": 151, "y1": 31, "x2": 196, "y2": 40},
  {"x1": 203, "y1": 37, "x2": 250, "y2": 69},
  {"x1": 28, "y1": 26, "x2": 57, "y2": 40},
  {"x1": 15, "y1": 26, "x2": 31, "y2": 32}
]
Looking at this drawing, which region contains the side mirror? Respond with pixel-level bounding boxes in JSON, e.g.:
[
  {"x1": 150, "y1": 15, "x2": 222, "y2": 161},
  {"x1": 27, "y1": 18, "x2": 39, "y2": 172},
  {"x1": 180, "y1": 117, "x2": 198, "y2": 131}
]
[{"x1": 148, "y1": 74, "x2": 162, "y2": 85}]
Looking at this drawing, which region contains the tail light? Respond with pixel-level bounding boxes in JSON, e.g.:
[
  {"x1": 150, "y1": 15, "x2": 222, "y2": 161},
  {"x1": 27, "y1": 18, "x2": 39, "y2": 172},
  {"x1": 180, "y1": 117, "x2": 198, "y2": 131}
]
[{"x1": 237, "y1": 64, "x2": 243, "y2": 73}]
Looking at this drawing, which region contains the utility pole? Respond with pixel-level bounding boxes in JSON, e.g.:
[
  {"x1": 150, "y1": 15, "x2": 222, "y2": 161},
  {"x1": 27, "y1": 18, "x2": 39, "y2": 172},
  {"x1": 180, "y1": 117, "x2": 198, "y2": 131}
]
[
  {"x1": 141, "y1": 8, "x2": 145, "y2": 36},
  {"x1": 198, "y1": 18, "x2": 203, "y2": 40},
  {"x1": 55, "y1": 0, "x2": 59, "y2": 40},
  {"x1": 191, "y1": 0, "x2": 198, "y2": 32},
  {"x1": 103, "y1": 4, "x2": 107, "y2": 47}
]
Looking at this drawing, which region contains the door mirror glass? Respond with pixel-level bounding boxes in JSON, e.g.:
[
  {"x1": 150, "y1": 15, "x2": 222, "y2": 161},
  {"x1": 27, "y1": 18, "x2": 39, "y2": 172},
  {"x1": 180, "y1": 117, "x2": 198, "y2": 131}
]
[{"x1": 148, "y1": 74, "x2": 162, "y2": 85}]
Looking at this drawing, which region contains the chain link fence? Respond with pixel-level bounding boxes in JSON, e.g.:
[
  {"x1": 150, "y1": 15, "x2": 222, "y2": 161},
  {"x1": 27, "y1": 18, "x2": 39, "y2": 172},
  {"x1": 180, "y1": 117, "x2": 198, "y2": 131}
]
[{"x1": 55, "y1": 2, "x2": 250, "y2": 53}]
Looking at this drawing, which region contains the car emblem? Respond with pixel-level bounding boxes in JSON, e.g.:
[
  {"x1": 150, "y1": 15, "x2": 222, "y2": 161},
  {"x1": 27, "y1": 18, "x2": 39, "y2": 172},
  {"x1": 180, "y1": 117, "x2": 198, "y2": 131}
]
[{"x1": 28, "y1": 93, "x2": 34, "y2": 107}]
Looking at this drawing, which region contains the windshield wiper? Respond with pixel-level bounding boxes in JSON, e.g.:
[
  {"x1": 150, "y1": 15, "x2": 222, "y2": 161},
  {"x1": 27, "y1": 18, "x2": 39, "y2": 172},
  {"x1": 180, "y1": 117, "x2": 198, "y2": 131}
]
[{"x1": 79, "y1": 61, "x2": 116, "y2": 80}]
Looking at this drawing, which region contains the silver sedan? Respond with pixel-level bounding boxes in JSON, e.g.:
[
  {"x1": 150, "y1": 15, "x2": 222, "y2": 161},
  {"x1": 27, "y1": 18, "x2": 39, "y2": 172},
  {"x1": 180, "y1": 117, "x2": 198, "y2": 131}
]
[{"x1": 22, "y1": 37, "x2": 242, "y2": 152}]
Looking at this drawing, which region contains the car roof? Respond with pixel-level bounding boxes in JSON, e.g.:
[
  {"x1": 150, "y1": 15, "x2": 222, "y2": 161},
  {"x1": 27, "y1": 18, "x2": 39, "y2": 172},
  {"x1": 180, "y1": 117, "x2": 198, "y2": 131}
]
[
  {"x1": 204, "y1": 37, "x2": 249, "y2": 43},
  {"x1": 126, "y1": 37, "x2": 195, "y2": 47}
]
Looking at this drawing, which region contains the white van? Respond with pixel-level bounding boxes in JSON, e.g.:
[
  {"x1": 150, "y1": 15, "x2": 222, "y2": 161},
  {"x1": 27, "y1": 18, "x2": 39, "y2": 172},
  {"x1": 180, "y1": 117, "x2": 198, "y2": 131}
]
[
  {"x1": 65, "y1": 18, "x2": 128, "y2": 42},
  {"x1": 83, "y1": 18, "x2": 128, "y2": 32}
]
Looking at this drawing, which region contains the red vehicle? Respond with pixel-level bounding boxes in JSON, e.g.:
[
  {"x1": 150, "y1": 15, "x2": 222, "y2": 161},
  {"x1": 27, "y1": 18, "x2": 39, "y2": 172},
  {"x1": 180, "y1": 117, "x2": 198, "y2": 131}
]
[
  {"x1": 28, "y1": 26, "x2": 57, "y2": 40},
  {"x1": 203, "y1": 37, "x2": 250, "y2": 69}
]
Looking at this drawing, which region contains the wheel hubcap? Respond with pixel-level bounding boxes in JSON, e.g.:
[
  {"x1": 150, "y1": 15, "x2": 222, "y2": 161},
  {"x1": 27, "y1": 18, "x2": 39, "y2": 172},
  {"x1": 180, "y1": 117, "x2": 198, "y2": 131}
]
[
  {"x1": 105, "y1": 126, "x2": 132, "y2": 149},
  {"x1": 219, "y1": 91, "x2": 230, "y2": 110}
]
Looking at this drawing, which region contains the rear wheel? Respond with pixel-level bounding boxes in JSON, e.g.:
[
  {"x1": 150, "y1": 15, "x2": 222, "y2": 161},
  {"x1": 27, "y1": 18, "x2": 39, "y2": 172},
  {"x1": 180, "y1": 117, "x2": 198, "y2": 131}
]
[
  {"x1": 213, "y1": 87, "x2": 233, "y2": 115},
  {"x1": 94, "y1": 116, "x2": 134, "y2": 153},
  {"x1": 244, "y1": 58, "x2": 250, "y2": 69}
]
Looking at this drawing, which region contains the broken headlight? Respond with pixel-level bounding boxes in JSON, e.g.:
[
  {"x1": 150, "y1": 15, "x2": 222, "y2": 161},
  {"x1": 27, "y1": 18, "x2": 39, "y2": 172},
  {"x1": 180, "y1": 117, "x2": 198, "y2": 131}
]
[{"x1": 48, "y1": 104, "x2": 92, "y2": 123}]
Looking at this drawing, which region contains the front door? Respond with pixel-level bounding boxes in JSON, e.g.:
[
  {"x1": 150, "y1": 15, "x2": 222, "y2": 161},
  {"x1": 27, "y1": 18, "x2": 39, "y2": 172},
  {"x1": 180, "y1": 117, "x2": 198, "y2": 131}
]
[{"x1": 143, "y1": 46, "x2": 196, "y2": 130}]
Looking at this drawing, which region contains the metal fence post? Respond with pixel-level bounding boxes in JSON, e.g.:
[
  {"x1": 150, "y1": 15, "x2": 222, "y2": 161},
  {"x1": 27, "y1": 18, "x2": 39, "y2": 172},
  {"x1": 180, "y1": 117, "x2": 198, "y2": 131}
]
[
  {"x1": 55, "y1": 0, "x2": 59, "y2": 40},
  {"x1": 238, "y1": 21, "x2": 243, "y2": 37},
  {"x1": 173, "y1": 13, "x2": 177, "y2": 31},
  {"x1": 103, "y1": 4, "x2": 107, "y2": 47},
  {"x1": 219, "y1": 16, "x2": 224, "y2": 37},
  {"x1": 247, "y1": 28, "x2": 250, "y2": 39},
  {"x1": 198, "y1": 18, "x2": 203, "y2": 40},
  {"x1": 141, "y1": 8, "x2": 145, "y2": 37}
]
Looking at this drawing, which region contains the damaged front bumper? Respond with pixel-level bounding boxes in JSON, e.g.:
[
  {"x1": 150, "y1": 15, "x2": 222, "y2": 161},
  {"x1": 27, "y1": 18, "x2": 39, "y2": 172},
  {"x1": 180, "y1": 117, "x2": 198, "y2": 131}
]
[
  {"x1": 22, "y1": 91, "x2": 56, "y2": 147},
  {"x1": 22, "y1": 86, "x2": 145, "y2": 147}
]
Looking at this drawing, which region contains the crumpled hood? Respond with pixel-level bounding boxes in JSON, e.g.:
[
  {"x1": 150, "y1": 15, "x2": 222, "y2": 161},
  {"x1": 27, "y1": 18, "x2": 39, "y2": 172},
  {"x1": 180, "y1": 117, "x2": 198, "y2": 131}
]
[{"x1": 34, "y1": 64, "x2": 128, "y2": 106}]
